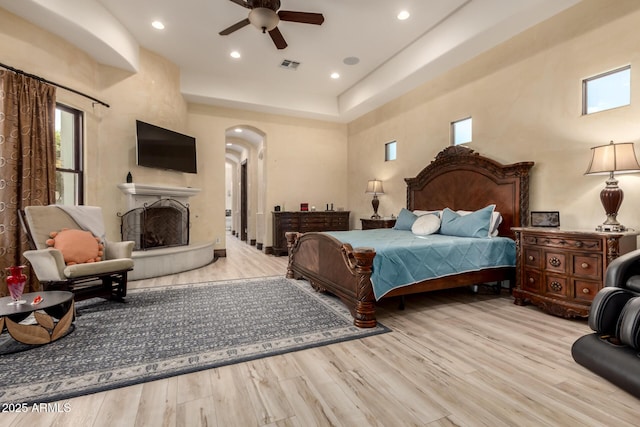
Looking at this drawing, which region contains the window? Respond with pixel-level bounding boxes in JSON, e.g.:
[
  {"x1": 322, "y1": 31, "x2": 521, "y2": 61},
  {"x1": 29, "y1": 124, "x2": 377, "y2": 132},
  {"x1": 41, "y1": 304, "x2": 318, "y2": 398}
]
[
  {"x1": 451, "y1": 117, "x2": 472, "y2": 145},
  {"x1": 55, "y1": 104, "x2": 83, "y2": 205},
  {"x1": 385, "y1": 141, "x2": 397, "y2": 161},
  {"x1": 583, "y1": 66, "x2": 631, "y2": 114}
]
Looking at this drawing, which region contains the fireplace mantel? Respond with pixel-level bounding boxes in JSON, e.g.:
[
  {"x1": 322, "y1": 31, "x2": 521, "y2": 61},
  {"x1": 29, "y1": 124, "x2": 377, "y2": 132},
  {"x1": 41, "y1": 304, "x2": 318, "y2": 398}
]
[
  {"x1": 118, "y1": 183, "x2": 200, "y2": 197},
  {"x1": 118, "y1": 183, "x2": 201, "y2": 211}
]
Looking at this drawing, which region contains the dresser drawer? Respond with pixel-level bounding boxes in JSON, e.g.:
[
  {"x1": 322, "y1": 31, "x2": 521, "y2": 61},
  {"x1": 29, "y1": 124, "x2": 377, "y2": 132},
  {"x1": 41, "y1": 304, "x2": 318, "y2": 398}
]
[
  {"x1": 524, "y1": 248, "x2": 541, "y2": 269},
  {"x1": 330, "y1": 219, "x2": 349, "y2": 229},
  {"x1": 277, "y1": 218, "x2": 299, "y2": 228},
  {"x1": 544, "y1": 251, "x2": 566, "y2": 274},
  {"x1": 523, "y1": 269, "x2": 541, "y2": 293},
  {"x1": 524, "y1": 235, "x2": 602, "y2": 252},
  {"x1": 572, "y1": 254, "x2": 601, "y2": 279},
  {"x1": 545, "y1": 275, "x2": 569, "y2": 298},
  {"x1": 300, "y1": 215, "x2": 330, "y2": 231},
  {"x1": 574, "y1": 280, "x2": 599, "y2": 302}
]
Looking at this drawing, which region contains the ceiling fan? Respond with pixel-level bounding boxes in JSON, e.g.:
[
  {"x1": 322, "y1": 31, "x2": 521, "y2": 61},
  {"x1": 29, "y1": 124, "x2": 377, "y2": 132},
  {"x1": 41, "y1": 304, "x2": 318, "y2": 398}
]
[{"x1": 219, "y1": 0, "x2": 325, "y2": 50}]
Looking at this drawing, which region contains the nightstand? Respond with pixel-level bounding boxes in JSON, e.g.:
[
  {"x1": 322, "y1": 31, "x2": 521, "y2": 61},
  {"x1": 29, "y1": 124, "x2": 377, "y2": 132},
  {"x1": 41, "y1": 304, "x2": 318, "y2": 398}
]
[
  {"x1": 512, "y1": 227, "x2": 638, "y2": 318},
  {"x1": 361, "y1": 218, "x2": 397, "y2": 230}
]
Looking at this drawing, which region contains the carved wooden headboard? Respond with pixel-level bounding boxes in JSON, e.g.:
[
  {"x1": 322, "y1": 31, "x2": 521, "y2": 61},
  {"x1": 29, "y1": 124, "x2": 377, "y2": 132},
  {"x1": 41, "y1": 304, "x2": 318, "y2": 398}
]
[{"x1": 405, "y1": 146, "x2": 534, "y2": 237}]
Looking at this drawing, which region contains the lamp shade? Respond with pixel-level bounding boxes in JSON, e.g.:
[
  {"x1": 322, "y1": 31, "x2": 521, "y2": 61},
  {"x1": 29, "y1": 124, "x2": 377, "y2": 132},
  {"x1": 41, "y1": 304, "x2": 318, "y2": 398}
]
[
  {"x1": 585, "y1": 141, "x2": 640, "y2": 175},
  {"x1": 365, "y1": 180, "x2": 384, "y2": 195}
]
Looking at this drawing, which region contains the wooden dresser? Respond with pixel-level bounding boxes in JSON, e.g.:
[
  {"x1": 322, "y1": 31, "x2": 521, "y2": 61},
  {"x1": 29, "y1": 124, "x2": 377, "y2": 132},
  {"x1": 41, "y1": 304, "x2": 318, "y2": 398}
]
[
  {"x1": 512, "y1": 227, "x2": 638, "y2": 318},
  {"x1": 360, "y1": 218, "x2": 397, "y2": 230},
  {"x1": 272, "y1": 211, "x2": 350, "y2": 255}
]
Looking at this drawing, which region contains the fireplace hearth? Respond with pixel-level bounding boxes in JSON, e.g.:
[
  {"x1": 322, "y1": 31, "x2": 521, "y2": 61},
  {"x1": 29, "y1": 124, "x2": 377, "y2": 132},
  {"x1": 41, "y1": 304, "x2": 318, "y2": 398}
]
[{"x1": 119, "y1": 198, "x2": 189, "y2": 251}]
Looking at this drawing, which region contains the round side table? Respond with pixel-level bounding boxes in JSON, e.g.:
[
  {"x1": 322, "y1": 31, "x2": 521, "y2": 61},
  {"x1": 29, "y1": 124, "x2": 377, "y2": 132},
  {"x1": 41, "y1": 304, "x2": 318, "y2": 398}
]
[{"x1": 0, "y1": 291, "x2": 75, "y2": 346}]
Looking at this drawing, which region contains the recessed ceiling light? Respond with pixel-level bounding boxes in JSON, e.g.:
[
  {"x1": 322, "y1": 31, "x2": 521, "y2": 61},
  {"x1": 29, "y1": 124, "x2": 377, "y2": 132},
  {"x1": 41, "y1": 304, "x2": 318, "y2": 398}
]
[
  {"x1": 234, "y1": 128, "x2": 243, "y2": 133},
  {"x1": 151, "y1": 21, "x2": 165, "y2": 30},
  {"x1": 226, "y1": 143, "x2": 232, "y2": 146},
  {"x1": 230, "y1": 50, "x2": 241, "y2": 59},
  {"x1": 397, "y1": 11, "x2": 410, "y2": 20},
  {"x1": 330, "y1": 72, "x2": 340, "y2": 79}
]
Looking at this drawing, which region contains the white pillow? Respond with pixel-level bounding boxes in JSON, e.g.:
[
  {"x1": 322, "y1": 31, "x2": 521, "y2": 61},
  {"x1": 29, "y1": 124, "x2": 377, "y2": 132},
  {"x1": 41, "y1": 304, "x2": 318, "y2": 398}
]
[
  {"x1": 456, "y1": 209, "x2": 502, "y2": 237},
  {"x1": 411, "y1": 214, "x2": 441, "y2": 235},
  {"x1": 413, "y1": 209, "x2": 442, "y2": 218}
]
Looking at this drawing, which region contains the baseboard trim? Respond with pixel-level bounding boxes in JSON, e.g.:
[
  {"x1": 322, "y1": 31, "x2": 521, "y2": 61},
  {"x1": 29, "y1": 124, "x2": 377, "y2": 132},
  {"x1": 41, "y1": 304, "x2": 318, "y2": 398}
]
[{"x1": 214, "y1": 248, "x2": 227, "y2": 258}]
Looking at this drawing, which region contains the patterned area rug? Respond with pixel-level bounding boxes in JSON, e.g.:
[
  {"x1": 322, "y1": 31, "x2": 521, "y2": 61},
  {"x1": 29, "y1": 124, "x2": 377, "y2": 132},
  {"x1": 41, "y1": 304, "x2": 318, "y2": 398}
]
[{"x1": 0, "y1": 276, "x2": 389, "y2": 404}]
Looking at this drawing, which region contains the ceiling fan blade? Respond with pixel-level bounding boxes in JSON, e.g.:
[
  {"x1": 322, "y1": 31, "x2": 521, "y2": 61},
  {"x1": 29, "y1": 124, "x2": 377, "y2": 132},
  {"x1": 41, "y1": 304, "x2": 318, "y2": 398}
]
[
  {"x1": 277, "y1": 11, "x2": 325, "y2": 25},
  {"x1": 229, "y1": 0, "x2": 251, "y2": 8},
  {"x1": 219, "y1": 18, "x2": 251, "y2": 35},
  {"x1": 269, "y1": 27, "x2": 288, "y2": 49}
]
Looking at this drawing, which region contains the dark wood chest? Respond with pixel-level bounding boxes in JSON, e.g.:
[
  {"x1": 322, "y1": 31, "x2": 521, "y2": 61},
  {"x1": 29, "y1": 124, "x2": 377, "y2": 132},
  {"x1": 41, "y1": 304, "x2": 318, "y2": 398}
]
[{"x1": 272, "y1": 211, "x2": 350, "y2": 255}]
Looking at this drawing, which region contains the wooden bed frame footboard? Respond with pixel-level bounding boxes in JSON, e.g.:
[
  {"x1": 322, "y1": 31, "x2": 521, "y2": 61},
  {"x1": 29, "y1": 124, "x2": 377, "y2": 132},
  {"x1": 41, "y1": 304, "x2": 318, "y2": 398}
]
[{"x1": 286, "y1": 231, "x2": 378, "y2": 328}]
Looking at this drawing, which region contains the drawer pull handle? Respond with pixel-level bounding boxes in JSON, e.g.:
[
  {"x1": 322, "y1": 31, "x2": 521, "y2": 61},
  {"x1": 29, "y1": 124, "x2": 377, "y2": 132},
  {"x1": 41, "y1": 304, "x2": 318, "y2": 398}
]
[
  {"x1": 529, "y1": 277, "x2": 535, "y2": 284},
  {"x1": 549, "y1": 257, "x2": 561, "y2": 267},
  {"x1": 582, "y1": 288, "x2": 590, "y2": 294},
  {"x1": 528, "y1": 255, "x2": 534, "y2": 261},
  {"x1": 575, "y1": 241, "x2": 583, "y2": 248},
  {"x1": 581, "y1": 262, "x2": 589, "y2": 269},
  {"x1": 550, "y1": 281, "x2": 563, "y2": 292}
]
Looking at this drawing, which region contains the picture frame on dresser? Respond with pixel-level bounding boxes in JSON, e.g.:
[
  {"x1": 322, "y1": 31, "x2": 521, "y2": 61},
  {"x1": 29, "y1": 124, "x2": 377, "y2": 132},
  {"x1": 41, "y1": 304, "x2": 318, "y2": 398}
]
[{"x1": 531, "y1": 211, "x2": 560, "y2": 227}]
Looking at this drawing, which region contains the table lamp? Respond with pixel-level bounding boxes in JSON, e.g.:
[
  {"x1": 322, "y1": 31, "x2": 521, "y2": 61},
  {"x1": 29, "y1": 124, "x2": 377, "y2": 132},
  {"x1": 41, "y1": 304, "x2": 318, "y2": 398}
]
[
  {"x1": 365, "y1": 179, "x2": 384, "y2": 219},
  {"x1": 585, "y1": 141, "x2": 640, "y2": 231}
]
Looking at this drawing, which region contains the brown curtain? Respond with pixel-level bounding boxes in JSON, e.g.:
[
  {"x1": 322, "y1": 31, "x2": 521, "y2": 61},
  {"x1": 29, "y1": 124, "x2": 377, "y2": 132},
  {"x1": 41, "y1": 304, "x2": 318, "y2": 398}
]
[{"x1": 0, "y1": 70, "x2": 57, "y2": 295}]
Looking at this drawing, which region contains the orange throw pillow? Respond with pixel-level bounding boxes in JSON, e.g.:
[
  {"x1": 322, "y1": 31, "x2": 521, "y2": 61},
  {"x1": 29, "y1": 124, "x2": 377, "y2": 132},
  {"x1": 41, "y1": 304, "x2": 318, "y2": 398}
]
[{"x1": 46, "y1": 229, "x2": 104, "y2": 265}]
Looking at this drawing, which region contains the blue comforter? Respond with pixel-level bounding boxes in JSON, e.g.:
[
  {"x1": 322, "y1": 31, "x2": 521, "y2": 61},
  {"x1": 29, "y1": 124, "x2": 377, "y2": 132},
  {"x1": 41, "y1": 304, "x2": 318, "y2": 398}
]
[{"x1": 324, "y1": 229, "x2": 516, "y2": 300}]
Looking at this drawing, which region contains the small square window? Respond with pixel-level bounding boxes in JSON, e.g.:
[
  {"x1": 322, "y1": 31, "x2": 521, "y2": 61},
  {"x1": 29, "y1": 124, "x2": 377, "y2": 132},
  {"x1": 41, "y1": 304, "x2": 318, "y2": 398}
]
[
  {"x1": 451, "y1": 117, "x2": 472, "y2": 146},
  {"x1": 385, "y1": 141, "x2": 397, "y2": 161},
  {"x1": 583, "y1": 66, "x2": 631, "y2": 114}
]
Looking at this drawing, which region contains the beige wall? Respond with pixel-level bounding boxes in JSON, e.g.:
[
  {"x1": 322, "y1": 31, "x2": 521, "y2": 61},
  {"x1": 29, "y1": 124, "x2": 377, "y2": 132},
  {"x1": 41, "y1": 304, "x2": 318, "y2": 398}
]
[
  {"x1": 187, "y1": 104, "x2": 348, "y2": 247},
  {"x1": 0, "y1": 7, "x2": 347, "y2": 251},
  {"x1": 348, "y1": 0, "x2": 640, "y2": 232}
]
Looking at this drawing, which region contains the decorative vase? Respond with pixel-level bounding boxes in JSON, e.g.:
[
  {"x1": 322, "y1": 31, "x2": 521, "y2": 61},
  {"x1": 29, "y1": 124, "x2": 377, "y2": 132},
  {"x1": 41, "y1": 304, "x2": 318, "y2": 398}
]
[
  {"x1": 6, "y1": 265, "x2": 27, "y2": 305},
  {"x1": 126, "y1": 171, "x2": 133, "y2": 183}
]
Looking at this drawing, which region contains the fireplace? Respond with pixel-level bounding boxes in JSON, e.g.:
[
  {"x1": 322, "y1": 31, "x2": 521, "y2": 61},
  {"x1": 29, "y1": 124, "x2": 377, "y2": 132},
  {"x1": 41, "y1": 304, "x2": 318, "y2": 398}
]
[{"x1": 119, "y1": 198, "x2": 189, "y2": 251}]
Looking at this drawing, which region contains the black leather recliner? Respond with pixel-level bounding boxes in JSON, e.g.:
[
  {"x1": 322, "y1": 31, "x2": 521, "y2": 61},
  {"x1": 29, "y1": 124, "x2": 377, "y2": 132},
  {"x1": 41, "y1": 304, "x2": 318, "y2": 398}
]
[{"x1": 571, "y1": 250, "x2": 640, "y2": 398}]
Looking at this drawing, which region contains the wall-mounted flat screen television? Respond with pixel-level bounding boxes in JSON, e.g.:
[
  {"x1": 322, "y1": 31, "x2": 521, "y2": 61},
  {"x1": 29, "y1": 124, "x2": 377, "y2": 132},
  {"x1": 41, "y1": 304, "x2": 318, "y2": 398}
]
[{"x1": 136, "y1": 120, "x2": 197, "y2": 174}]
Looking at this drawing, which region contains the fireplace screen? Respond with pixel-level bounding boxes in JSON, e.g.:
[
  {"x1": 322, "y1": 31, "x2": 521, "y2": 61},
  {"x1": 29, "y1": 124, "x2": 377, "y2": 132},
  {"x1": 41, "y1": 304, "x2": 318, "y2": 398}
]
[{"x1": 119, "y1": 198, "x2": 189, "y2": 250}]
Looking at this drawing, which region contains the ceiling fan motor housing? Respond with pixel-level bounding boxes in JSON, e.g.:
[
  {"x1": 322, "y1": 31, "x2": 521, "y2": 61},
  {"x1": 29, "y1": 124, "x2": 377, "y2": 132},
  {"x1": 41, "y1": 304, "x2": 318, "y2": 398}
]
[{"x1": 250, "y1": 0, "x2": 280, "y2": 11}]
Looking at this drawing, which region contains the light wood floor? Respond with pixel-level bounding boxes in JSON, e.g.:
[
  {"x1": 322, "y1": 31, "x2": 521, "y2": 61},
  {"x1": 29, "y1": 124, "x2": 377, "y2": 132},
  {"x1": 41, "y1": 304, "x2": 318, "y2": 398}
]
[{"x1": 4, "y1": 234, "x2": 639, "y2": 427}]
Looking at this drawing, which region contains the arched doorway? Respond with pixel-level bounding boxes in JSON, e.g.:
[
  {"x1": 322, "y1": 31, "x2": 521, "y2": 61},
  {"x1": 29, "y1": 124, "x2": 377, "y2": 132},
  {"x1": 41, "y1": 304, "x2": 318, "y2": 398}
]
[{"x1": 224, "y1": 126, "x2": 267, "y2": 250}]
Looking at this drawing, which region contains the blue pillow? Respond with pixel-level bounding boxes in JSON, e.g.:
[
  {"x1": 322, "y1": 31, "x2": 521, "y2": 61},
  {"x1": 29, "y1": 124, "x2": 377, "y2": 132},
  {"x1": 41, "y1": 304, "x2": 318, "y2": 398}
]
[
  {"x1": 393, "y1": 208, "x2": 418, "y2": 230},
  {"x1": 440, "y1": 204, "x2": 495, "y2": 238}
]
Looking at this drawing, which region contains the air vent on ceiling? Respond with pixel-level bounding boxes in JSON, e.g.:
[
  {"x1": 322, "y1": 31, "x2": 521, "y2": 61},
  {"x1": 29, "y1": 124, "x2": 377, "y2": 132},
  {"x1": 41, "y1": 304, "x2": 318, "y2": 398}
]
[{"x1": 280, "y1": 59, "x2": 300, "y2": 70}]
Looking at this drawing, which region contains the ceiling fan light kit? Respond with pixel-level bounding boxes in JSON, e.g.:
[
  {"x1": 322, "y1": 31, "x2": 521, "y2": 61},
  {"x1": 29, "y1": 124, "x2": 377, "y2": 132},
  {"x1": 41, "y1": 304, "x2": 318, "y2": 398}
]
[
  {"x1": 220, "y1": 0, "x2": 325, "y2": 50},
  {"x1": 249, "y1": 8, "x2": 279, "y2": 33}
]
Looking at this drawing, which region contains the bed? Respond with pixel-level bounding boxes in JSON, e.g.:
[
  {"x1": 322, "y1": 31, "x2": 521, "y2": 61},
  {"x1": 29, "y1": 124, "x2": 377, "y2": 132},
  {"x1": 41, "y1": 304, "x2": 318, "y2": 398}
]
[{"x1": 285, "y1": 146, "x2": 534, "y2": 327}]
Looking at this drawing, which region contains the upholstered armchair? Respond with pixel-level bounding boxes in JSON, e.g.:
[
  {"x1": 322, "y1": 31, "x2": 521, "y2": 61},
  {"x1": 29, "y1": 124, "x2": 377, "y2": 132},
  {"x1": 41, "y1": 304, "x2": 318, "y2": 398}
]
[
  {"x1": 571, "y1": 249, "x2": 640, "y2": 398},
  {"x1": 21, "y1": 205, "x2": 134, "y2": 301}
]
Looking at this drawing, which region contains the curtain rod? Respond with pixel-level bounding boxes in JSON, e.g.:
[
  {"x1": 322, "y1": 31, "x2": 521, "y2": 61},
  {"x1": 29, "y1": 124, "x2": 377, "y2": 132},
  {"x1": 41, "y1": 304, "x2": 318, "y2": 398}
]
[{"x1": 0, "y1": 62, "x2": 110, "y2": 108}]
